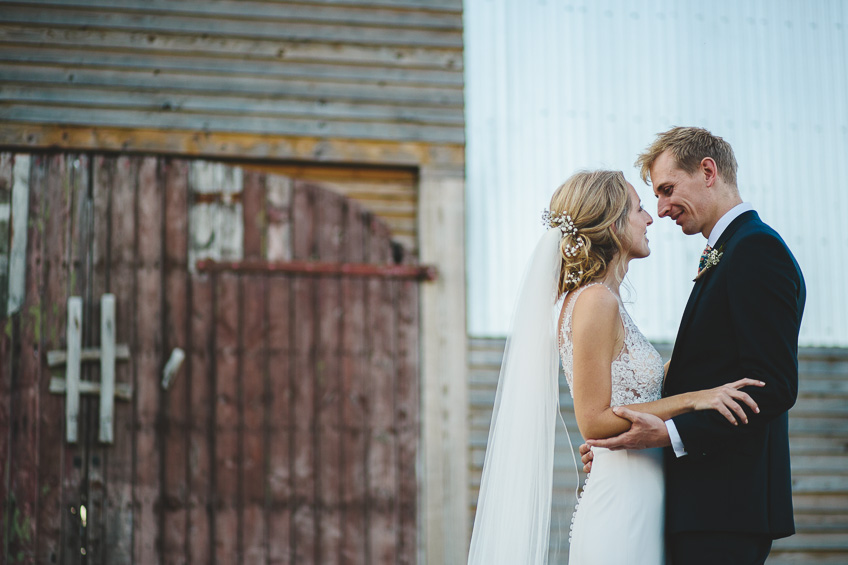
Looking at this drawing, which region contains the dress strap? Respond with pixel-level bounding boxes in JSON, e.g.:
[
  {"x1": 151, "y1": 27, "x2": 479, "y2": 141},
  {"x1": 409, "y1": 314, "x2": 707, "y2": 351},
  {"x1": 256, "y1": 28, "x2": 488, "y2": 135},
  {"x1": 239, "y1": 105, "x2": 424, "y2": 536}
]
[{"x1": 564, "y1": 282, "x2": 617, "y2": 320}]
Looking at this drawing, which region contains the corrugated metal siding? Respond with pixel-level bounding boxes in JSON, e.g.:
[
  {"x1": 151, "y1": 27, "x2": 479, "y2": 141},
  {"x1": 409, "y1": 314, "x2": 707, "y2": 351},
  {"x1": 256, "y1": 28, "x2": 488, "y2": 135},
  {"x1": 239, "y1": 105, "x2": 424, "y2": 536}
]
[
  {"x1": 0, "y1": 0, "x2": 465, "y2": 145},
  {"x1": 468, "y1": 337, "x2": 848, "y2": 564},
  {"x1": 465, "y1": 0, "x2": 848, "y2": 346},
  {"x1": 467, "y1": 337, "x2": 591, "y2": 562}
]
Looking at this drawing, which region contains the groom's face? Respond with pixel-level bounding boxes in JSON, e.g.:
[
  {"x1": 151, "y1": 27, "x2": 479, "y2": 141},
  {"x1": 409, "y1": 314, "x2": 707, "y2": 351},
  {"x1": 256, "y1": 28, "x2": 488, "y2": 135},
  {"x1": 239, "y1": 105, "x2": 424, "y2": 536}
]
[{"x1": 650, "y1": 150, "x2": 712, "y2": 237}]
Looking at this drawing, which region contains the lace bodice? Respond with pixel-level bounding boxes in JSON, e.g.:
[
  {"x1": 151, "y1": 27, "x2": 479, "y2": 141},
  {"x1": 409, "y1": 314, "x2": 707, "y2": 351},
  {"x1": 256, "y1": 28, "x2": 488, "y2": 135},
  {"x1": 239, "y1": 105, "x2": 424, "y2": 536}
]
[{"x1": 558, "y1": 283, "x2": 664, "y2": 406}]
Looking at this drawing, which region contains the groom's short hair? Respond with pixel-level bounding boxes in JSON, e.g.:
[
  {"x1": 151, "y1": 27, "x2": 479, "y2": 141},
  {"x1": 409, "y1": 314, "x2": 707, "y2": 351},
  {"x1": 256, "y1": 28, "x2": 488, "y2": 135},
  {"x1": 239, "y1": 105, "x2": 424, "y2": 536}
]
[{"x1": 636, "y1": 127, "x2": 738, "y2": 187}]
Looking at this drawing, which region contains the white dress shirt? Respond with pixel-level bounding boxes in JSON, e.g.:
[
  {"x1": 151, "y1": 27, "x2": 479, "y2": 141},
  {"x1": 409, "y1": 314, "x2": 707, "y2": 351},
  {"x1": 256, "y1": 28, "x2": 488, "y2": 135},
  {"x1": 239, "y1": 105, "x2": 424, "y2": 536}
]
[{"x1": 665, "y1": 202, "x2": 754, "y2": 457}]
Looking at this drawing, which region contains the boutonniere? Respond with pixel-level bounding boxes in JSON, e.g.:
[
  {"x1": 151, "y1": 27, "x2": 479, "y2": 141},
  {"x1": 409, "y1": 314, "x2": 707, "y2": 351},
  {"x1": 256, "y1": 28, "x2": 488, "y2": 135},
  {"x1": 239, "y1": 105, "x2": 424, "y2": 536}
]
[{"x1": 694, "y1": 245, "x2": 724, "y2": 281}]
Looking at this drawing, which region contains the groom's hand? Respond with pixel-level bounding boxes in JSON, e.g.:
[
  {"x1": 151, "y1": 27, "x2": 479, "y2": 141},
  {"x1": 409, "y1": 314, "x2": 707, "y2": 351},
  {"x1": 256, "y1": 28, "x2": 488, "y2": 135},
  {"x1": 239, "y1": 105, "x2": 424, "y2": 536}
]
[
  {"x1": 586, "y1": 407, "x2": 671, "y2": 451},
  {"x1": 579, "y1": 443, "x2": 593, "y2": 473}
]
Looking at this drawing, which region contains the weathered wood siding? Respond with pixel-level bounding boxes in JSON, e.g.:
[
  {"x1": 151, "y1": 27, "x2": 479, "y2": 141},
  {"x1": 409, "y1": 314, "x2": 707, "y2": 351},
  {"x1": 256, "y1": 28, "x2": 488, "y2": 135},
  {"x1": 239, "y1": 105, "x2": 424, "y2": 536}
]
[
  {"x1": 243, "y1": 162, "x2": 418, "y2": 253},
  {"x1": 469, "y1": 338, "x2": 848, "y2": 564},
  {"x1": 0, "y1": 152, "x2": 421, "y2": 564},
  {"x1": 0, "y1": 0, "x2": 465, "y2": 165}
]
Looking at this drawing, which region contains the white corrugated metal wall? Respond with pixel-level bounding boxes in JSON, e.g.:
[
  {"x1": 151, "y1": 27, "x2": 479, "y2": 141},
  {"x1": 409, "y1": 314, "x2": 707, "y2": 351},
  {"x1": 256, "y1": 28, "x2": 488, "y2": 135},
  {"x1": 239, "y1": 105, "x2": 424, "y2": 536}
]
[{"x1": 465, "y1": 0, "x2": 848, "y2": 347}]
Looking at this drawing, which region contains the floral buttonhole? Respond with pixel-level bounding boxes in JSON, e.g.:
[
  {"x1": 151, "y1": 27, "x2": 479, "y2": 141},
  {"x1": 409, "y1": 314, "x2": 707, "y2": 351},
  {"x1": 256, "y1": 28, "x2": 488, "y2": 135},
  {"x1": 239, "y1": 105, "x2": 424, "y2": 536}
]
[{"x1": 694, "y1": 246, "x2": 724, "y2": 282}]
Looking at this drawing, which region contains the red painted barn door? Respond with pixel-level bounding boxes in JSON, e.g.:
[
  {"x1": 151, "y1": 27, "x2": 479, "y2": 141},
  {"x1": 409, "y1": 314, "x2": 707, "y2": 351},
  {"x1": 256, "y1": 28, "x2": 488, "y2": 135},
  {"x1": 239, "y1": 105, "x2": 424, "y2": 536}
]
[{"x1": 0, "y1": 153, "x2": 420, "y2": 564}]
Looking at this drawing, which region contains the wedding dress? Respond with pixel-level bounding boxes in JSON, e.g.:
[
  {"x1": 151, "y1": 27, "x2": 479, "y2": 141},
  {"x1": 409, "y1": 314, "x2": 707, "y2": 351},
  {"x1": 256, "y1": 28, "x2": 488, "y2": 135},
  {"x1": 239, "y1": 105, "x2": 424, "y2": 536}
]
[
  {"x1": 559, "y1": 283, "x2": 666, "y2": 564},
  {"x1": 467, "y1": 229, "x2": 666, "y2": 565}
]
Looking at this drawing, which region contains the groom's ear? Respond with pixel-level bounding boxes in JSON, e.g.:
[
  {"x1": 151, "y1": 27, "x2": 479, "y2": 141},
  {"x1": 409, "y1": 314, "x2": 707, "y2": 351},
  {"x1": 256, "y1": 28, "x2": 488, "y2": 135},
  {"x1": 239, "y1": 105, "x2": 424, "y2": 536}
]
[{"x1": 700, "y1": 157, "x2": 718, "y2": 188}]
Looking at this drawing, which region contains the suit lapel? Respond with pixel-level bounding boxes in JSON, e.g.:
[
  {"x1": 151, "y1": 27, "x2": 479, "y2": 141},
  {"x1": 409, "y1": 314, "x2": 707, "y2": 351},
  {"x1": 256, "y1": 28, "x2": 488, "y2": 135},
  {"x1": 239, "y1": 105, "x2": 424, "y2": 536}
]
[{"x1": 665, "y1": 211, "x2": 760, "y2": 391}]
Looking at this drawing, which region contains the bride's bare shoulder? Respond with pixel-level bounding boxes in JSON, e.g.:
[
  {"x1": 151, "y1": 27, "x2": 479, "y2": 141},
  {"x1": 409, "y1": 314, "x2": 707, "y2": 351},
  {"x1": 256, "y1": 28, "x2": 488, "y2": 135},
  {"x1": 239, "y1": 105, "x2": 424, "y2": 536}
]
[{"x1": 571, "y1": 285, "x2": 619, "y2": 331}]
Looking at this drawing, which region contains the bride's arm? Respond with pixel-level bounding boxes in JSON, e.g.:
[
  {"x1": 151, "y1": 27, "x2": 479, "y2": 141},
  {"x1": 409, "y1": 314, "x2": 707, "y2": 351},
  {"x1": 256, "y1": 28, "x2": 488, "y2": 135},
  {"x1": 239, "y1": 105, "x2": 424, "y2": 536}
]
[
  {"x1": 570, "y1": 289, "x2": 764, "y2": 440},
  {"x1": 625, "y1": 379, "x2": 764, "y2": 424},
  {"x1": 569, "y1": 287, "x2": 636, "y2": 440}
]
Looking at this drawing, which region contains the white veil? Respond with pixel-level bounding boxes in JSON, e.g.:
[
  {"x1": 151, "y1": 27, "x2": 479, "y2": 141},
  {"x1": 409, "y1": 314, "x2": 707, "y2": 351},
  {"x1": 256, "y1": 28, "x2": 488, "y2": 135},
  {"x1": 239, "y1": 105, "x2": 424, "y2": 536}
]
[{"x1": 467, "y1": 227, "x2": 567, "y2": 565}]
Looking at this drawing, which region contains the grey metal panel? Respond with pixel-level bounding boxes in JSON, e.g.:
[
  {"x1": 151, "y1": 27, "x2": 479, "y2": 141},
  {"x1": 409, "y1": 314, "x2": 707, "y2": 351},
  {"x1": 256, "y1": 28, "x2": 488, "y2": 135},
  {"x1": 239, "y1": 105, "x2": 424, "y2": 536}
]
[
  {"x1": 467, "y1": 337, "x2": 587, "y2": 564},
  {"x1": 0, "y1": 0, "x2": 464, "y2": 144},
  {"x1": 465, "y1": 0, "x2": 848, "y2": 347}
]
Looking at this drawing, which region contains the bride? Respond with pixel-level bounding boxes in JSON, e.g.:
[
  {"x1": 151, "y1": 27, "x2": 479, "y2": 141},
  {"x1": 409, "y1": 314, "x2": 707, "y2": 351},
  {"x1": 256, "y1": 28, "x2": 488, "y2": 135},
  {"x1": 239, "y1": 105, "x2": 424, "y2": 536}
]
[{"x1": 467, "y1": 170, "x2": 763, "y2": 564}]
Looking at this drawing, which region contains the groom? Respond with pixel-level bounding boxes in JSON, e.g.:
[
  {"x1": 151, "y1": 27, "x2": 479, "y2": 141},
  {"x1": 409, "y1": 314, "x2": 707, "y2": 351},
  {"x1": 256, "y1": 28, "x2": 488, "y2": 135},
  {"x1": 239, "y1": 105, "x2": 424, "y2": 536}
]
[{"x1": 581, "y1": 127, "x2": 806, "y2": 565}]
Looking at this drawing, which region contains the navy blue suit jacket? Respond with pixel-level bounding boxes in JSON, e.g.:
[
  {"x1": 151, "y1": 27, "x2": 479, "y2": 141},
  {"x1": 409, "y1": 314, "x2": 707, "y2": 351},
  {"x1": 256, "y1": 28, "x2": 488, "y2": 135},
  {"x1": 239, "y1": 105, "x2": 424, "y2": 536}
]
[{"x1": 664, "y1": 211, "x2": 806, "y2": 539}]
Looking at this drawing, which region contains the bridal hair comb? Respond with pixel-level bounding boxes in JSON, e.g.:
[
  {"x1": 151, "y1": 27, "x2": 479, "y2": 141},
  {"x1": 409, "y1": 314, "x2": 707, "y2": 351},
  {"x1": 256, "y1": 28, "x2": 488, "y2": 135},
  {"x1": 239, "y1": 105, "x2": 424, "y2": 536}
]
[
  {"x1": 542, "y1": 209, "x2": 584, "y2": 257},
  {"x1": 542, "y1": 209, "x2": 578, "y2": 235}
]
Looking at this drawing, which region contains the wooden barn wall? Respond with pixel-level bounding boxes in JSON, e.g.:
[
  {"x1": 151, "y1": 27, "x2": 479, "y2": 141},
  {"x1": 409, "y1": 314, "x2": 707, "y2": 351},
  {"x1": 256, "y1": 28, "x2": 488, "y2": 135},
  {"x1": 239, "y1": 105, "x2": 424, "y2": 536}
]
[
  {"x1": 0, "y1": 152, "x2": 422, "y2": 564},
  {"x1": 469, "y1": 338, "x2": 848, "y2": 564},
  {"x1": 0, "y1": 0, "x2": 465, "y2": 166},
  {"x1": 0, "y1": 3, "x2": 470, "y2": 561}
]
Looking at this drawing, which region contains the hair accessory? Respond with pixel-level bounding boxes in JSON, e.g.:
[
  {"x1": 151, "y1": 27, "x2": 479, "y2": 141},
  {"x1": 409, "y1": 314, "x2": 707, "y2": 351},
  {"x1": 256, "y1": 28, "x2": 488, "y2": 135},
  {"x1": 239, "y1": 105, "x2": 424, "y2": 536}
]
[
  {"x1": 541, "y1": 209, "x2": 578, "y2": 236},
  {"x1": 542, "y1": 209, "x2": 584, "y2": 258},
  {"x1": 565, "y1": 270, "x2": 584, "y2": 285}
]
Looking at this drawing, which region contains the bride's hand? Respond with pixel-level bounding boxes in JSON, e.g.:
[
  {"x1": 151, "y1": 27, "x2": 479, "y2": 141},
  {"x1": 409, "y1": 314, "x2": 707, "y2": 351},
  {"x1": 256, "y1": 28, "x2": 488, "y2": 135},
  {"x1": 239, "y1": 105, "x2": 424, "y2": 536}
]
[{"x1": 689, "y1": 378, "x2": 765, "y2": 425}]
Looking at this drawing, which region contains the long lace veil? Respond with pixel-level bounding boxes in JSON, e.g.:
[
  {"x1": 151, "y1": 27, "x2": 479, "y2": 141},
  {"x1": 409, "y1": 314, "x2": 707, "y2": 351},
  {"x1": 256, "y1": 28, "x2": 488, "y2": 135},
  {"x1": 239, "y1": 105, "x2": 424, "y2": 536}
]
[{"x1": 467, "y1": 227, "x2": 565, "y2": 564}]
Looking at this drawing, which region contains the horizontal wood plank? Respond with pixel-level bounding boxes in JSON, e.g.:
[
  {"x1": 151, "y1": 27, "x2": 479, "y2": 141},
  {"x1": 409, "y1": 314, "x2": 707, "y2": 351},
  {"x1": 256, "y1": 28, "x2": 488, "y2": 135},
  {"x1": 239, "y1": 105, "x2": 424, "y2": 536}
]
[
  {"x1": 46, "y1": 343, "x2": 131, "y2": 366},
  {"x1": 0, "y1": 23, "x2": 464, "y2": 69},
  {"x1": 0, "y1": 103, "x2": 466, "y2": 144},
  {"x1": 0, "y1": 6, "x2": 464, "y2": 47},
  {"x1": 0, "y1": 124, "x2": 465, "y2": 167},
  {"x1": 3, "y1": 0, "x2": 463, "y2": 28},
  {"x1": 0, "y1": 85, "x2": 463, "y2": 125},
  {"x1": 195, "y1": 259, "x2": 437, "y2": 280},
  {"x1": 0, "y1": 63, "x2": 463, "y2": 107},
  {"x1": 48, "y1": 377, "x2": 133, "y2": 401},
  {"x1": 0, "y1": 45, "x2": 464, "y2": 87}
]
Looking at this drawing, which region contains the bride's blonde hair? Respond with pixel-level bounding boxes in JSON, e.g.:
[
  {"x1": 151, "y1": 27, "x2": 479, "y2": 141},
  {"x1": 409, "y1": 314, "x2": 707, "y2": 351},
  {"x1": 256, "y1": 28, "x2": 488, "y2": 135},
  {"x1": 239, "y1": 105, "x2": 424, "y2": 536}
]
[{"x1": 549, "y1": 170, "x2": 631, "y2": 296}]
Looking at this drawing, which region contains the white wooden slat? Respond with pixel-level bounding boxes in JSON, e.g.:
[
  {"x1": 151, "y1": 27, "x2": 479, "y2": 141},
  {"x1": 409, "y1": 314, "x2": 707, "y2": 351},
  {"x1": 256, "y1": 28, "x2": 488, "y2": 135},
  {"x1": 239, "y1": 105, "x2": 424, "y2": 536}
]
[
  {"x1": 46, "y1": 343, "x2": 130, "y2": 367},
  {"x1": 0, "y1": 6, "x2": 464, "y2": 48},
  {"x1": 418, "y1": 166, "x2": 468, "y2": 565},
  {"x1": 99, "y1": 293, "x2": 115, "y2": 443},
  {"x1": 5, "y1": 0, "x2": 464, "y2": 29},
  {"x1": 6, "y1": 153, "x2": 29, "y2": 315},
  {"x1": 66, "y1": 296, "x2": 82, "y2": 443},
  {"x1": 49, "y1": 377, "x2": 132, "y2": 401},
  {"x1": 0, "y1": 24, "x2": 464, "y2": 70},
  {"x1": 0, "y1": 45, "x2": 465, "y2": 87},
  {"x1": 0, "y1": 64, "x2": 465, "y2": 107}
]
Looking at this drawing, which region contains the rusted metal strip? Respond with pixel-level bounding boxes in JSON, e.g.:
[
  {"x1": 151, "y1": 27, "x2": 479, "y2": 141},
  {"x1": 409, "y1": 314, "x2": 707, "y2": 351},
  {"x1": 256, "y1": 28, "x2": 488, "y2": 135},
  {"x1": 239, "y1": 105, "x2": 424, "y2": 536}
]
[{"x1": 195, "y1": 259, "x2": 438, "y2": 281}]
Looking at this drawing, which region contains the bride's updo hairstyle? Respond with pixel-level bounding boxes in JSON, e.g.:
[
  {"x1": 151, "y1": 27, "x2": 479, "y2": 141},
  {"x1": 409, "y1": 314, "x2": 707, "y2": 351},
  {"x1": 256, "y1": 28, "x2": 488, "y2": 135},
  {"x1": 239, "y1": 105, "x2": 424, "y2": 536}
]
[{"x1": 548, "y1": 170, "x2": 631, "y2": 296}]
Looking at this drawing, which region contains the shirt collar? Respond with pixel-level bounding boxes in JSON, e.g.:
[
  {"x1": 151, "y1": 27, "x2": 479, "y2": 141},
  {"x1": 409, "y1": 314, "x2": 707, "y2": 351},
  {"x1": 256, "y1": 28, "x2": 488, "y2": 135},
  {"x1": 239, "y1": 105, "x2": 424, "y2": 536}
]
[{"x1": 707, "y1": 202, "x2": 754, "y2": 248}]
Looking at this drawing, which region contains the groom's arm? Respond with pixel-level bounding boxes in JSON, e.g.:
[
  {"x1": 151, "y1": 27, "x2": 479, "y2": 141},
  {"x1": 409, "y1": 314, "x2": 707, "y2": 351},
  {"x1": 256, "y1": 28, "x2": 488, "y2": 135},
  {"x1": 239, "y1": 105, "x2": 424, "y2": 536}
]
[{"x1": 671, "y1": 232, "x2": 804, "y2": 457}]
